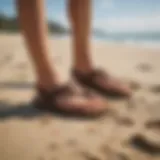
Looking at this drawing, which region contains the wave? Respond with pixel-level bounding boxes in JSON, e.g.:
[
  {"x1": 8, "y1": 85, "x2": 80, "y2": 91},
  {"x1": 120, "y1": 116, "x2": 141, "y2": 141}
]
[
  {"x1": 93, "y1": 35, "x2": 160, "y2": 49},
  {"x1": 52, "y1": 34, "x2": 160, "y2": 49}
]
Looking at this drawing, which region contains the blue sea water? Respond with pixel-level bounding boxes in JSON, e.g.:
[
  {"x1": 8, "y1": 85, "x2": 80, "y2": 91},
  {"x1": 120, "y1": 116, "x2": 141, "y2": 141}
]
[
  {"x1": 92, "y1": 32, "x2": 160, "y2": 49},
  {"x1": 53, "y1": 32, "x2": 160, "y2": 49}
]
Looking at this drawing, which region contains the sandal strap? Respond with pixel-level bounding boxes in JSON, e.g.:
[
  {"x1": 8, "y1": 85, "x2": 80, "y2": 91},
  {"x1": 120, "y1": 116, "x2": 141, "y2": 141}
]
[
  {"x1": 73, "y1": 68, "x2": 108, "y2": 82},
  {"x1": 36, "y1": 84, "x2": 74, "y2": 100}
]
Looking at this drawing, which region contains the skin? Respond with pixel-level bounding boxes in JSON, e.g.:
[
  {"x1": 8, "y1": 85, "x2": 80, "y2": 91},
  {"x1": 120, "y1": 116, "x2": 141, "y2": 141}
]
[
  {"x1": 16, "y1": 0, "x2": 93, "y2": 90},
  {"x1": 16, "y1": 0, "x2": 130, "y2": 113}
]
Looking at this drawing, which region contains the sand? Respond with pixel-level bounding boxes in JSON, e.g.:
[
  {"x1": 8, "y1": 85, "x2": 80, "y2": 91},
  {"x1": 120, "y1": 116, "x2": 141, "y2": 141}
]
[{"x1": 0, "y1": 34, "x2": 160, "y2": 160}]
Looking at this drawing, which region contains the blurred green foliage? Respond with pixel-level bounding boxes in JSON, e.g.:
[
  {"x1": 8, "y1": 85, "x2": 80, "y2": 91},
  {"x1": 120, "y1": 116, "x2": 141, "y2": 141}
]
[{"x1": 0, "y1": 13, "x2": 68, "y2": 34}]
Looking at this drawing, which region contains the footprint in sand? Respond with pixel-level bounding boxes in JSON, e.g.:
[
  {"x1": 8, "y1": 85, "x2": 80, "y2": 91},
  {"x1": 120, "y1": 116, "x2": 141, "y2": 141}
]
[
  {"x1": 129, "y1": 80, "x2": 142, "y2": 91},
  {"x1": 128, "y1": 134, "x2": 160, "y2": 156},
  {"x1": 137, "y1": 63, "x2": 153, "y2": 72},
  {"x1": 116, "y1": 117, "x2": 134, "y2": 127},
  {"x1": 48, "y1": 142, "x2": 59, "y2": 151},
  {"x1": 150, "y1": 85, "x2": 160, "y2": 94},
  {"x1": 145, "y1": 120, "x2": 160, "y2": 130}
]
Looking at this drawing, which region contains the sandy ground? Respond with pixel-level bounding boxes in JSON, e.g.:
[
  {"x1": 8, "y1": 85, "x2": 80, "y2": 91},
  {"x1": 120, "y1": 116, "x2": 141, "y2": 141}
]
[{"x1": 0, "y1": 34, "x2": 160, "y2": 160}]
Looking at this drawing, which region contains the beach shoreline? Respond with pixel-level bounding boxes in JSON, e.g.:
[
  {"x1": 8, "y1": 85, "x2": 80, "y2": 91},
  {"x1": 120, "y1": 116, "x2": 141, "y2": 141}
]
[{"x1": 0, "y1": 34, "x2": 160, "y2": 160}]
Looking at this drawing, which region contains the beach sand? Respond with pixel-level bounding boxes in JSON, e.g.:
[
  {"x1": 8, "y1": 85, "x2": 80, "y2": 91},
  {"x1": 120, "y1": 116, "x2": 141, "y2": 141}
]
[{"x1": 0, "y1": 34, "x2": 160, "y2": 160}]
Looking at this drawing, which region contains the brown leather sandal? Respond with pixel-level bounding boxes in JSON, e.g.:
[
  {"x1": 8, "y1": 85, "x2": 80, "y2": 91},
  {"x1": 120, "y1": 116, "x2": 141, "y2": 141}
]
[
  {"x1": 33, "y1": 84, "x2": 107, "y2": 117},
  {"x1": 72, "y1": 69, "x2": 132, "y2": 98}
]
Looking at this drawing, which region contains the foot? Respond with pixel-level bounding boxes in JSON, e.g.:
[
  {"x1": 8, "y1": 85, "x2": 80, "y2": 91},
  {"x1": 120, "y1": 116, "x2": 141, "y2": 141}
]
[
  {"x1": 33, "y1": 84, "x2": 108, "y2": 117},
  {"x1": 72, "y1": 69, "x2": 132, "y2": 98}
]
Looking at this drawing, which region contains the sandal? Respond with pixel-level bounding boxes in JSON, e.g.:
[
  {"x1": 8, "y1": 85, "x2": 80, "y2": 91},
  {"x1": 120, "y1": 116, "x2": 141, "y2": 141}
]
[
  {"x1": 72, "y1": 69, "x2": 132, "y2": 98},
  {"x1": 33, "y1": 84, "x2": 107, "y2": 117}
]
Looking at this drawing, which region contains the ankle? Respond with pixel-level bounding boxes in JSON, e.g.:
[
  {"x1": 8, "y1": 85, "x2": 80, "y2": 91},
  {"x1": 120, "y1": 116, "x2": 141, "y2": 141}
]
[
  {"x1": 37, "y1": 77, "x2": 61, "y2": 92},
  {"x1": 37, "y1": 82, "x2": 58, "y2": 92},
  {"x1": 73, "y1": 65, "x2": 93, "y2": 74}
]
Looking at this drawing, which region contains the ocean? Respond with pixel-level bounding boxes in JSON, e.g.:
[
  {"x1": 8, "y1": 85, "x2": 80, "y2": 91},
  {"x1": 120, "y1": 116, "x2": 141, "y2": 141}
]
[
  {"x1": 53, "y1": 32, "x2": 160, "y2": 49},
  {"x1": 93, "y1": 32, "x2": 160, "y2": 49}
]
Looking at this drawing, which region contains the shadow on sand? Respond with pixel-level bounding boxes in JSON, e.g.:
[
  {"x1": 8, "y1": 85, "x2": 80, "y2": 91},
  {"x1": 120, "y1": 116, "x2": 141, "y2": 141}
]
[
  {"x1": 0, "y1": 101, "x2": 44, "y2": 120},
  {"x1": 0, "y1": 101, "x2": 104, "y2": 120},
  {"x1": 0, "y1": 81, "x2": 34, "y2": 89},
  {"x1": 0, "y1": 81, "x2": 108, "y2": 120}
]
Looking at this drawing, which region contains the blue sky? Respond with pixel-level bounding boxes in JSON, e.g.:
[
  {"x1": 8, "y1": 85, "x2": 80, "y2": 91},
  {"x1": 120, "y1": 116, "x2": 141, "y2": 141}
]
[{"x1": 0, "y1": 0, "x2": 160, "y2": 33}]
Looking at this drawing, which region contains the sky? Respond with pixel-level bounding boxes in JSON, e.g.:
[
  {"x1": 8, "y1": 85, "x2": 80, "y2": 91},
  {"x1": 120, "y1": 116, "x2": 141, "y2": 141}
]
[{"x1": 0, "y1": 0, "x2": 160, "y2": 33}]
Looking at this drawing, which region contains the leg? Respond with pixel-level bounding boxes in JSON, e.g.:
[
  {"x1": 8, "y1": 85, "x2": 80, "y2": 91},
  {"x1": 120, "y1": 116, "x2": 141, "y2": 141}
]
[
  {"x1": 69, "y1": 0, "x2": 131, "y2": 98},
  {"x1": 16, "y1": 0, "x2": 59, "y2": 90},
  {"x1": 68, "y1": 0, "x2": 92, "y2": 72},
  {"x1": 16, "y1": 0, "x2": 107, "y2": 116}
]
